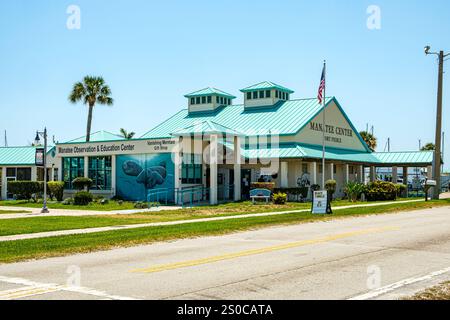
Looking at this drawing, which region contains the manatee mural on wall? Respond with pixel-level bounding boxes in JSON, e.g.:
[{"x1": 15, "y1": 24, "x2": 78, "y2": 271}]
[{"x1": 116, "y1": 153, "x2": 174, "y2": 201}]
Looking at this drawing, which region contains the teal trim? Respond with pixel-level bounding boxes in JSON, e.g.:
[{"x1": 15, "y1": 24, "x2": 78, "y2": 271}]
[
  {"x1": 240, "y1": 81, "x2": 294, "y2": 94},
  {"x1": 184, "y1": 87, "x2": 236, "y2": 99}
]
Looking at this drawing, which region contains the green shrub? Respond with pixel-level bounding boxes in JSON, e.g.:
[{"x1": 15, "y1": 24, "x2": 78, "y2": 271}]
[
  {"x1": 63, "y1": 198, "x2": 74, "y2": 205},
  {"x1": 364, "y1": 181, "x2": 397, "y2": 201},
  {"x1": 395, "y1": 184, "x2": 407, "y2": 197},
  {"x1": 310, "y1": 184, "x2": 321, "y2": 192},
  {"x1": 134, "y1": 201, "x2": 149, "y2": 209},
  {"x1": 273, "y1": 192, "x2": 287, "y2": 205},
  {"x1": 73, "y1": 191, "x2": 93, "y2": 206},
  {"x1": 344, "y1": 181, "x2": 365, "y2": 202},
  {"x1": 47, "y1": 181, "x2": 65, "y2": 202},
  {"x1": 72, "y1": 177, "x2": 93, "y2": 191},
  {"x1": 7, "y1": 181, "x2": 41, "y2": 201}
]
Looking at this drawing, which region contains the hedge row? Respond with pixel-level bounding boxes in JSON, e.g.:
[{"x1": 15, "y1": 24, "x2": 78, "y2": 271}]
[{"x1": 7, "y1": 181, "x2": 65, "y2": 202}]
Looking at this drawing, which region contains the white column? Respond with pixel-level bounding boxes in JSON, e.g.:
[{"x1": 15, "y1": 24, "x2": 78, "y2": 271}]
[
  {"x1": 84, "y1": 156, "x2": 89, "y2": 178},
  {"x1": 311, "y1": 162, "x2": 317, "y2": 185},
  {"x1": 280, "y1": 162, "x2": 288, "y2": 188},
  {"x1": 31, "y1": 166, "x2": 37, "y2": 181},
  {"x1": 234, "y1": 136, "x2": 242, "y2": 201},
  {"x1": 345, "y1": 164, "x2": 350, "y2": 184},
  {"x1": 359, "y1": 165, "x2": 364, "y2": 184},
  {"x1": 392, "y1": 167, "x2": 398, "y2": 183},
  {"x1": 370, "y1": 166, "x2": 376, "y2": 182},
  {"x1": 330, "y1": 163, "x2": 334, "y2": 180},
  {"x1": 111, "y1": 155, "x2": 116, "y2": 196},
  {"x1": 427, "y1": 165, "x2": 433, "y2": 179},
  {"x1": 210, "y1": 134, "x2": 218, "y2": 205},
  {"x1": 1, "y1": 167, "x2": 6, "y2": 200},
  {"x1": 50, "y1": 167, "x2": 55, "y2": 181},
  {"x1": 57, "y1": 158, "x2": 63, "y2": 181}
]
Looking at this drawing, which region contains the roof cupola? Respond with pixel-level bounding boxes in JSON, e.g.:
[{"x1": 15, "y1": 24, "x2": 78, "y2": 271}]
[
  {"x1": 240, "y1": 81, "x2": 294, "y2": 108},
  {"x1": 185, "y1": 87, "x2": 236, "y2": 114}
]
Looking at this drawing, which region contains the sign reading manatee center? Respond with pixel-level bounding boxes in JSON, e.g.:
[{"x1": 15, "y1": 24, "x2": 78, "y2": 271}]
[
  {"x1": 309, "y1": 122, "x2": 353, "y2": 144},
  {"x1": 57, "y1": 139, "x2": 176, "y2": 157}
]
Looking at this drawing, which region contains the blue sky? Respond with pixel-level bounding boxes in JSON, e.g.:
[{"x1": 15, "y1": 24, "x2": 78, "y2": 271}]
[{"x1": 0, "y1": 0, "x2": 449, "y2": 169}]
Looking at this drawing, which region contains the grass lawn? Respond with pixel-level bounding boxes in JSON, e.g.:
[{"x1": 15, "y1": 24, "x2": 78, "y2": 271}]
[
  {"x1": 0, "y1": 199, "x2": 420, "y2": 237},
  {"x1": 0, "y1": 200, "x2": 137, "y2": 211},
  {"x1": 404, "y1": 281, "x2": 450, "y2": 300},
  {"x1": 0, "y1": 198, "x2": 448, "y2": 263}
]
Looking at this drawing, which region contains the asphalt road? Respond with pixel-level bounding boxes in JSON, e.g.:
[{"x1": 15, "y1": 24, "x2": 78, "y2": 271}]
[{"x1": 0, "y1": 206, "x2": 449, "y2": 300}]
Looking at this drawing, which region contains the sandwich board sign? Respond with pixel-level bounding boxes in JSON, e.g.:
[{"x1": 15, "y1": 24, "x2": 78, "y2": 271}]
[{"x1": 312, "y1": 190, "x2": 328, "y2": 214}]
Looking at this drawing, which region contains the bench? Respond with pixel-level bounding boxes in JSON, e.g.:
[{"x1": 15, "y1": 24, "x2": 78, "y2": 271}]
[{"x1": 250, "y1": 188, "x2": 271, "y2": 204}]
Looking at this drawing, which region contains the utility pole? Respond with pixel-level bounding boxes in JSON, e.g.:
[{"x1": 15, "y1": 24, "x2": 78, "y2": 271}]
[
  {"x1": 4, "y1": 130, "x2": 7, "y2": 147},
  {"x1": 425, "y1": 46, "x2": 449, "y2": 199},
  {"x1": 443, "y1": 132, "x2": 445, "y2": 174},
  {"x1": 419, "y1": 139, "x2": 422, "y2": 151}
]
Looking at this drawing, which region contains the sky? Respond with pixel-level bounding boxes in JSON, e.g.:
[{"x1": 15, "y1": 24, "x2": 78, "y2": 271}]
[{"x1": 0, "y1": 0, "x2": 449, "y2": 170}]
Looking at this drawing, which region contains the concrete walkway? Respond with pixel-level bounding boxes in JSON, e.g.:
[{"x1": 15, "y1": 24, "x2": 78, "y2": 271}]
[
  {"x1": 0, "y1": 205, "x2": 182, "y2": 220},
  {"x1": 0, "y1": 199, "x2": 426, "y2": 242}
]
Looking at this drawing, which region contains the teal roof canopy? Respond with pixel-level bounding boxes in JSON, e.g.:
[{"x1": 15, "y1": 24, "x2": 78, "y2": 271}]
[
  {"x1": 0, "y1": 146, "x2": 38, "y2": 165},
  {"x1": 240, "y1": 81, "x2": 294, "y2": 94},
  {"x1": 172, "y1": 120, "x2": 244, "y2": 137},
  {"x1": 142, "y1": 97, "x2": 334, "y2": 139},
  {"x1": 64, "y1": 130, "x2": 124, "y2": 143},
  {"x1": 184, "y1": 87, "x2": 236, "y2": 99},
  {"x1": 372, "y1": 151, "x2": 434, "y2": 165}
]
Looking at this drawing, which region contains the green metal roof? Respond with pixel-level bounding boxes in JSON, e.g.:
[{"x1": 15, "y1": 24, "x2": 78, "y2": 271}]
[
  {"x1": 172, "y1": 120, "x2": 244, "y2": 137},
  {"x1": 228, "y1": 143, "x2": 433, "y2": 165},
  {"x1": 0, "y1": 146, "x2": 38, "y2": 165},
  {"x1": 240, "y1": 81, "x2": 294, "y2": 94},
  {"x1": 184, "y1": 87, "x2": 236, "y2": 99},
  {"x1": 64, "y1": 130, "x2": 124, "y2": 143},
  {"x1": 142, "y1": 97, "x2": 334, "y2": 139},
  {"x1": 372, "y1": 151, "x2": 434, "y2": 165}
]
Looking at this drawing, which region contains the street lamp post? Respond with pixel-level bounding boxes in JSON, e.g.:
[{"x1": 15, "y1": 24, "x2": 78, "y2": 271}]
[
  {"x1": 425, "y1": 46, "x2": 449, "y2": 199},
  {"x1": 35, "y1": 128, "x2": 49, "y2": 213}
]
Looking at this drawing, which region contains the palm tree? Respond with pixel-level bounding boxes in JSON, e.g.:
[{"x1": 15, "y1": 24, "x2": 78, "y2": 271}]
[
  {"x1": 360, "y1": 131, "x2": 377, "y2": 151},
  {"x1": 69, "y1": 76, "x2": 113, "y2": 142},
  {"x1": 120, "y1": 128, "x2": 135, "y2": 140},
  {"x1": 421, "y1": 143, "x2": 435, "y2": 151}
]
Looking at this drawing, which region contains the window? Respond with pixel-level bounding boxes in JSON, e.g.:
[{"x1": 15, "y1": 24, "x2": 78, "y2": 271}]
[
  {"x1": 181, "y1": 154, "x2": 202, "y2": 184},
  {"x1": 201, "y1": 96, "x2": 206, "y2": 104},
  {"x1": 282, "y1": 92, "x2": 286, "y2": 100},
  {"x1": 88, "y1": 156, "x2": 112, "y2": 190},
  {"x1": 259, "y1": 91, "x2": 264, "y2": 99},
  {"x1": 349, "y1": 166, "x2": 355, "y2": 174},
  {"x1": 63, "y1": 157, "x2": 85, "y2": 189},
  {"x1": 207, "y1": 96, "x2": 212, "y2": 104},
  {"x1": 196, "y1": 97, "x2": 201, "y2": 104},
  {"x1": 318, "y1": 165, "x2": 323, "y2": 174},
  {"x1": 253, "y1": 91, "x2": 258, "y2": 99},
  {"x1": 333, "y1": 165, "x2": 337, "y2": 174},
  {"x1": 191, "y1": 98, "x2": 195, "y2": 105},
  {"x1": 247, "y1": 92, "x2": 252, "y2": 100},
  {"x1": 302, "y1": 164, "x2": 308, "y2": 174},
  {"x1": 5, "y1": 168, "x2": 31, "y2": 180},
  {"x1": 275, "y1": 91, "x2": 279, "y2": 98},
  {"x1": 266, "y1": 90, "x2": 271, "y2": 98},
  {"x1": 286, "y1": 94, "x2": 289, "y2": 100}
]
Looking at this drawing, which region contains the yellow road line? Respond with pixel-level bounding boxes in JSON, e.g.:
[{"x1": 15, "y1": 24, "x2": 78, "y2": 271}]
[
  {"x1": 131, "y1": 226, "x2": 400, "y2": 274},
  {"x1": 0, "y1": 285, "x2": 62, "y2": 300}
]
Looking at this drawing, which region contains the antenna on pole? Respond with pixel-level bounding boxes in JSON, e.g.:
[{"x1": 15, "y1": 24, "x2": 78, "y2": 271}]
[{"x1": 4, "y1": 130, "x2": 7, "y2": 147}]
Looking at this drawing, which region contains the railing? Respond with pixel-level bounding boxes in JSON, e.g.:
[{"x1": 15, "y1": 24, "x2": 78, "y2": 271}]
[
  {"x1": 147, "y1": 188, "x2": 172, "y2": 207},
  {"x1": 175, "y1": 185, "x2": 209, "y2": 208}
]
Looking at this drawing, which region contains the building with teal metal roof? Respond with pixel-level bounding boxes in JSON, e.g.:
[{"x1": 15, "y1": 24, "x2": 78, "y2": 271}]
[{"x1": 1, "y1": 80, "x2": 437, "y2": 202}]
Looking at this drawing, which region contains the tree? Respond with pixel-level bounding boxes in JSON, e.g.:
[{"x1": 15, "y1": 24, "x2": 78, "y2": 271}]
[
  {"x1": 360, "y1": 131, "x2": 377, "y2": 151},
  {"x1": 69, "y1": 76, "x2": 113, "y2": 142},
  {"x1": 421, "y1": 143, "x2": 435, "y2": 151},
  {"x1": 120, "y1": 128, "x2": 135, "y2": 140}
]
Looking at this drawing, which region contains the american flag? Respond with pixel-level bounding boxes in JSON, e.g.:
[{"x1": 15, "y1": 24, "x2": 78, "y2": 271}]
[{"x1": 317, "y1": 64, "x2": 326, "y2": 105}]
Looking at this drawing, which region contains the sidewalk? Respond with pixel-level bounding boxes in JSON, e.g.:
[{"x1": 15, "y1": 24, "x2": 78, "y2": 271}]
[
  {"x1": 0, "y1": 205, "x2": 182, "y2": 220},
  {"x1": 0, "y1": 199, "x2": 425, "y2": 242}
]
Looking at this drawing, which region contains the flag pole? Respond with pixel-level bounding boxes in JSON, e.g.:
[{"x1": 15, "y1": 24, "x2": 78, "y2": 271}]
[{"x1": 322, "y1": 60, "x2": 326, "y2": 189}]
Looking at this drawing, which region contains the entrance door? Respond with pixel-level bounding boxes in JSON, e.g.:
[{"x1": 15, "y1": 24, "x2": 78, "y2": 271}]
[{"x1": 241, "y1": 169, "x2": 251, "y2": 200}]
